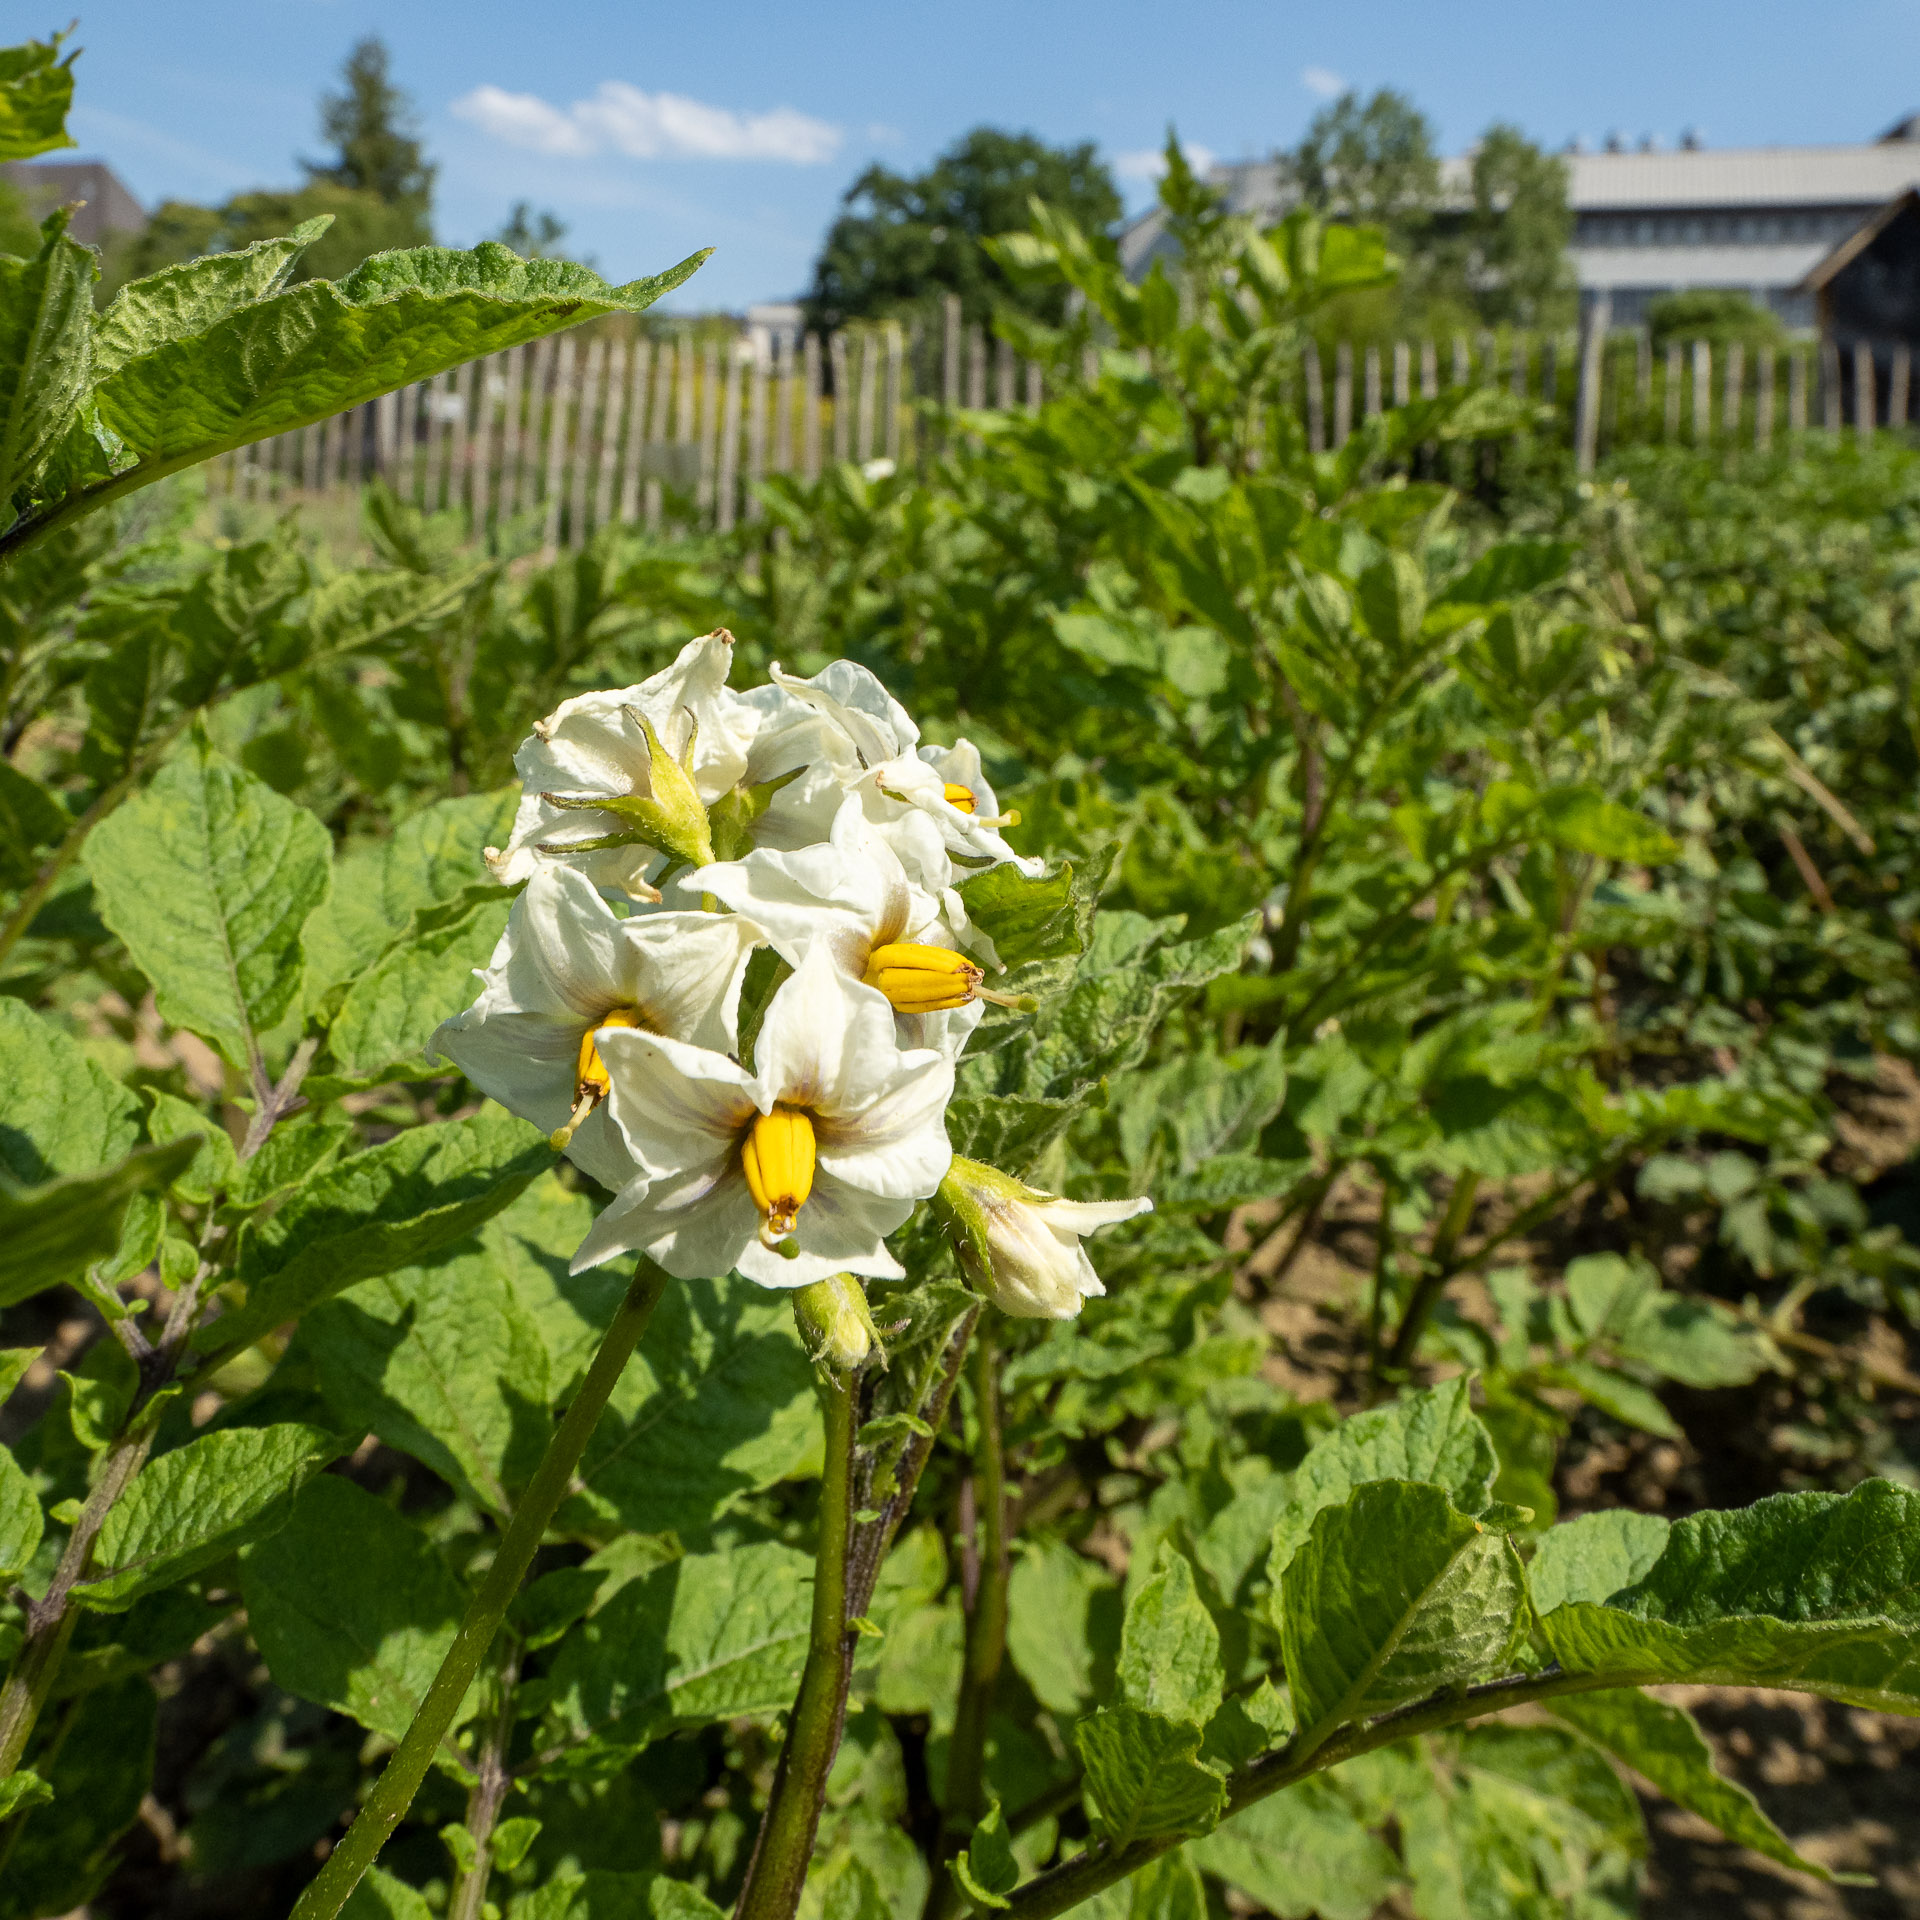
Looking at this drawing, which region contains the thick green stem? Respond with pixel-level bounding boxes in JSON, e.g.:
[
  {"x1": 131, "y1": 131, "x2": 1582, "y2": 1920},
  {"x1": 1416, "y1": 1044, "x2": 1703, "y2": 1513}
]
[
  {"x1": 734, "y1": 1363, "x2": 858, "y2": 1920},
  {"x1": 293, "y1": 1258, "x2": 671, "y2": 1920},
  {"x1": 927, "y1": 1332, "x2": 1008, "y2": 1917},
  {"x1": 996, "y1": 1667, "x2": 1638, "y2": 1920}
]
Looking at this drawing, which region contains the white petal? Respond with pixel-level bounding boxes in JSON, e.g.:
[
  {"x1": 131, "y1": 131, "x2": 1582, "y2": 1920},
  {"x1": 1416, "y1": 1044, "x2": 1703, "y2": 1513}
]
[
  {"x1": 1037, "y1": 1196, "x2": 1155, "y2": 1235},
  {"x1": 769, "y1": 658, "x2": 919, "y2": 768},
  {"x1": 816, "y1": 1051, "x2": 954, "y2": 1199},
  {"x1": 572, "y1": 1158, "x2": 761, "y2": 1279},
  {"x1": 919, "y1": 737, "x2": 1001, "y2": 819},
  {"x1": 734, "y1": 1174, "x2": 910, "y2": 1288},
  {"x1": 753, "y1": 944, "x2": 902, "y2": 1117},
  {"x1": 569, "y1": 1168, "x2": 657, "y2": 1272},
  {"x1": 596, "y1": 1027, "x2": 757, "y2": 1175},
  {"x1": 629, "y1": 632, "x2": 757, "y2": 800},
  {"x1": 612, "y1": 909, "x2": 761, "y2": 1052}
]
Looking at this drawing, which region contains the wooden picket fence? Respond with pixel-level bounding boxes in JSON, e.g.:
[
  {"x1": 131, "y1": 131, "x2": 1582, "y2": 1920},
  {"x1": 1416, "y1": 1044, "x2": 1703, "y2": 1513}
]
[{"x1": 200, "y1": 295, "x2": 1919, "y2": 548}]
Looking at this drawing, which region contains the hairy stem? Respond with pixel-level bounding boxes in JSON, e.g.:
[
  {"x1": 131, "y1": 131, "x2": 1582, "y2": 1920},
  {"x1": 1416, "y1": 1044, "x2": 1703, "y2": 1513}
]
[
  {"x1": 926, "y1": 1332, "x2": 1010, "y2": 1917},
  {"x1": 1383, "y1": 1170, "x2": 1482, "y2": 1376},
  {"x1": 997, "y1": 1667, "x2": 1635, "y2": 1920},
  {"x1": 734, "y1": 1363, "x2": 858, "y2": 1920},
  {"x1": 446, "y1": 1645, "x2": 521, "y2": 1920},
  {"x1": 733, "y1": 1304, "x2": 981, "y2": 1920},
  {"x1": 292, "y1": 1258, "x2": 671, "y2": 1920}
]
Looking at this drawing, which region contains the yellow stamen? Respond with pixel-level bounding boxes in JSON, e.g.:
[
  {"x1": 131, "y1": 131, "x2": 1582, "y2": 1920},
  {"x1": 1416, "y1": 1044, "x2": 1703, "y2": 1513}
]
[
  {"x1": 863, "y1": 941, "x2": 984, "y2": 1014},
  {"x1": 550, "y1": 1007, "x2": 645, "y2": 1150},
  {"x1": 942, "y1": 782, "x2": 978, "y2": 813},
  {"x1": 742, "y1": 1105, "x2": 817, "y2": 1246}
]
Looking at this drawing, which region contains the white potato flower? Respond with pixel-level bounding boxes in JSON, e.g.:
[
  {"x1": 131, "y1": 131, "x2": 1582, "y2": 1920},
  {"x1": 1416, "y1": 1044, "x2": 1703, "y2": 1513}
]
[
  {"x1": 431, "y1": 864, "x2": 760, "y2": 1194},
  {"x1": 488, "y1": 631, "x2": 758, "y2": 896},
  {"x1": 938, "y1": 1156, "x2": 1153, "y2": 1320},
  {"x1": 691, "y1": 794, "x2": 990, "y2": 1060},
  {"x1": 571, "y1": 944, "x2": 954, "y2": 1288}
]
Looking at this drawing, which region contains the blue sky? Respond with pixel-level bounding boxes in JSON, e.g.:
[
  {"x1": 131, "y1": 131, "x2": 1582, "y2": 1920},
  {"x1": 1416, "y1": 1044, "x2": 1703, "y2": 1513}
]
[{"x1": 45, "y1": 1, "x2": 1920, "y2": 310}]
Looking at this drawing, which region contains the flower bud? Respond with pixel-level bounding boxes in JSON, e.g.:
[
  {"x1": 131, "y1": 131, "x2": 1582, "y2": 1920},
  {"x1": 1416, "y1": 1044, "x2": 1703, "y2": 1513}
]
[
  {"x1": 792, "y1": 1273, "x2": 881, "y2": 1371},
  {"x1": 936, "y1": 1156, "x2": 1152, "y2": 1320},
  {"x1": 541, "y1": 706, "x2": 715, "y2": 872}
]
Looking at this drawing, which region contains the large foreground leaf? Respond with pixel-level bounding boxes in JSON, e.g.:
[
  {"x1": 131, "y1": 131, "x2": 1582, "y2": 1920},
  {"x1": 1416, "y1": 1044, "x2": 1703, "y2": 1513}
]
[
  {"x1": 1539, "y1": 1480, "x2": 1920, "y2": 1712},
  {"x1": 85, "y1": 729, "x2": 331, "y2": 1067},
  {"x1": 1280, "y1": 1480, "x2": 1525, "y2": 1757},
  {"x1": 241, "y1": 1475, "x2": 470, "y2": 1746},
  {"x1": 14, "y1": 243, "x2": 706, "y2": 546},
  {"x1": 202, "y1": 1106, "x2": 551, "y2": 1354}
]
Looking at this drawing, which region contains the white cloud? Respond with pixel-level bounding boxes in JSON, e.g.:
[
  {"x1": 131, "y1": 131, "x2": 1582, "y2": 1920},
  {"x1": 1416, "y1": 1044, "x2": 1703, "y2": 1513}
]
[
  {"x1": 451, "y1": 81, "x2": 841, "y2": 165},
  {"x1": 1114, "y1": 141, "x2": 1216, "y2": 183},
  {"x1": 1301, "y1": 65, "x2": 1346, "y2": 100}
]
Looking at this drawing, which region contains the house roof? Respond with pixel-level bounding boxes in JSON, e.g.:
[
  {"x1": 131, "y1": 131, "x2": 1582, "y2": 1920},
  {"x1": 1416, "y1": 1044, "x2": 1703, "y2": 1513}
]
[
  {"x1": 1565, "y1": 144, "x2": 1920, "y2": 211},
  {"x1": 1797, "y1": 188, "x2": 1920, "y2": 290}
]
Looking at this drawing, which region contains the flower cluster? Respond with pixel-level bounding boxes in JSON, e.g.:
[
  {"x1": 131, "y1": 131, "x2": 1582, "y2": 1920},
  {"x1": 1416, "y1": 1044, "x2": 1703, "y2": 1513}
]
[{"x1": 435, "y1": 632, "x2": 1148, "y2": 1317}]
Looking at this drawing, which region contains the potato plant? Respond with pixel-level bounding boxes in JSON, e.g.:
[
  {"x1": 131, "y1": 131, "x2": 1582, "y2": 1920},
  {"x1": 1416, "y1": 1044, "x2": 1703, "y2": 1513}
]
[{"x1": 1, "y1": 52, "x2": 1917, "y2": 1920}]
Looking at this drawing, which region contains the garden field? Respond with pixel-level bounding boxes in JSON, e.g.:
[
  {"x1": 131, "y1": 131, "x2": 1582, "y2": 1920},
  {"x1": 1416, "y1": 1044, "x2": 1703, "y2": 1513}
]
[{"x1": 5, "y1": 44, "x2": 1920, "y2": 1920}]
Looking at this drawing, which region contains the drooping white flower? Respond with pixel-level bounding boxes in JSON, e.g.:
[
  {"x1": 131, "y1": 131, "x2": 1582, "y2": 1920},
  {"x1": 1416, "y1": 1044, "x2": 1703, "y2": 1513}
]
[
  {"x1": 689, "y1": 794, "x2": 987, "y2": 1059},
  {"x1": 431, "y1": 864, "x2": 760, "y2": 1194},
  {"x1": 938, "y1": 1156, "x2": 1152, "y2": 1319},
  {"x1": 487, "y1": 631, "x2": 758, "y2": 896},
  {"x1": 571, "y1": 943, "x2": 954, "y2": 1288},
  {"x1": 865, "y1": 741, "x2": 1043, "y2": 878},
  {"x1": 767, "y1": 658, "x2": 919, "y2": 771}
]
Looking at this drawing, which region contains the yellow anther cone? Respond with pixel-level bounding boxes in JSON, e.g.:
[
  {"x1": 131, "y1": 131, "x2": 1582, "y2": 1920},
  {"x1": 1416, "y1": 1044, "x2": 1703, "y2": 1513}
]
[
  {"x1": 551, "y1": 1007, "x2": 644, "y2": 1149},
  {"x1": 863, "y1": 942, "x2": 983, "y2": 1013},
  {"x1": 742, "y1": 1105, "x2": 818, "y2": 1244},
  {"x1": 942, "y1": 782, "x2": 978, "y2": 813}
]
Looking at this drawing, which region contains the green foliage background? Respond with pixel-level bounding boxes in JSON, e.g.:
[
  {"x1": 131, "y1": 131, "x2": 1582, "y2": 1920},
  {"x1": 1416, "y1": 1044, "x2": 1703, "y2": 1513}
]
[{"x1": 1, "y1": 42, "x2": 1919, "y2": 1920}]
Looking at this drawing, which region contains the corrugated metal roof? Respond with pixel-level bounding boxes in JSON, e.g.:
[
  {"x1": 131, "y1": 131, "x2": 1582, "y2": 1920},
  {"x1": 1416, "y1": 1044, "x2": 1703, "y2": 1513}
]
[{"x1": 1566, "y1": 145, "x2": 1920, "y2": 209}]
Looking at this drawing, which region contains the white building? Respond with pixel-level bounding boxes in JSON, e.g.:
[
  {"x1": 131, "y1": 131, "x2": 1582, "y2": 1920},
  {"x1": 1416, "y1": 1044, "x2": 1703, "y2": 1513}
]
[{"x1": 1120, "y1": 118, "x2": 1920, "y2": 330}]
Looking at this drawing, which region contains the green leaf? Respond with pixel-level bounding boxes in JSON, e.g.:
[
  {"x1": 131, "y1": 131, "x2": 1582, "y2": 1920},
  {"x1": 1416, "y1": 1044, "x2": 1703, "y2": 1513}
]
[
  {"x1": 1075, "y1": 1705, "x2": 1227, "y2": 1847},
  {"x1": 203, "y1": 1105, "x2": 551, "y2": 1355},
  {"x1": 60, "y1": 1335, "x2": 137, "y2": 1451},
  {"x1": 93, "y1": 220, "x2": 330, "y2": 381},
  {"x1": 0, "y1": 210, "x2": 94, "y2": 507},
  {"x1": 1400, "y1": 1724, "x2": 1643, "y2": 1920},
  {"x1": 1357, "y1": 551, "x2": 1427, "y2": 651},
  {"x1": 304, "y1": 788, "x2": 519, "y2": 1001},
  {"x1": 1542, "y1": 1482, "x2": 1920, "y2": 1710},
  {"x1": 563, "y1": 1277, "x2": 818, "y2": 1537},
  {"x1": 483, "y1": 1173, "x2": 604, "y2": 1397},
  {"x1": 143, "y1": 1087, "x2": 239, "y2": 1204},
  {"x1": 1433, "y1": 540, "x2": 1573, "y2": 609},
  {"x1": 958, "y1": 856, "x2": 1096, "y2": 970},
  {"x1": 1279, "y1": 1480, "x2": 1525, "y2": 1757},
  {"x1": 1526, "y1": 1509, "x2": 1671, "y2": 1615},
  {"x1": 0, "y1": 1677, "x2": 154, "y2": 1920},
  {"x1": 1117, "y1": 1547, "x2": 1223, "y2": 1727},
  {"x1": 0, "y1": 758, "x2": 65, "y2": 888},
  {"x1": 1267, "y1": 1376, "x2": 1498, "y2": 1582},
  {"x1": 0, "y1": 1347, "x2": 37, "y2": 1403},
  {"x1": 0, "y1": 1769, "x2": 51, "y2": 1819},
  {"x1": 242, "y1": 1475, "x2": 470, "y2": 1747},
  {"x1": 0, "y1": 36, "x2": 76, "y2": 160},
  {"x1": 84, "y1": 728, "x2": 332, "y2": 1067},
  {"x1": 329, "y1": 887, "x2": 512, "y2": 1077},
  {"x1": 539, "y1": 1541, "x2": 812, "y2": 1759},
  {"x1": 33, "y1": 243, "x2": 705, "y2": 534},
  {"x1": 75, "y1": 1421, "x2": 343, "y2": 1610},
  {"x1": 1535, "y1": 785, "x2": 1678, "y2": 864},
  {"x1": 299, "y1": 1232, "x2": 553, "y2": 1515},
  {"x1": 1191, "y1": 1778, "x2": 1401, "y2": 1920},
  {"x1": 1006, "y1": 1538, "x2": 1119, "y2": 1717},
  {"x1": 341, "y1": 1868, "x2": 437, "y2": 1920},
  {"x1": 1548, "y1": 1687, "x2": 1843, "y2": 1880},
  {"x1": 950, "y1": 1801, "x2": 1018, "y2": 1910},
  {"x1": 0, "y1": 996, "x2": 141, "y2": 1185},
  {"x1": 0, "y1": 1442, "x2": 42, "y2": 1581},
  {"x1": 0, "y1": 1137, "x2": 202, "y2": 1308}
]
